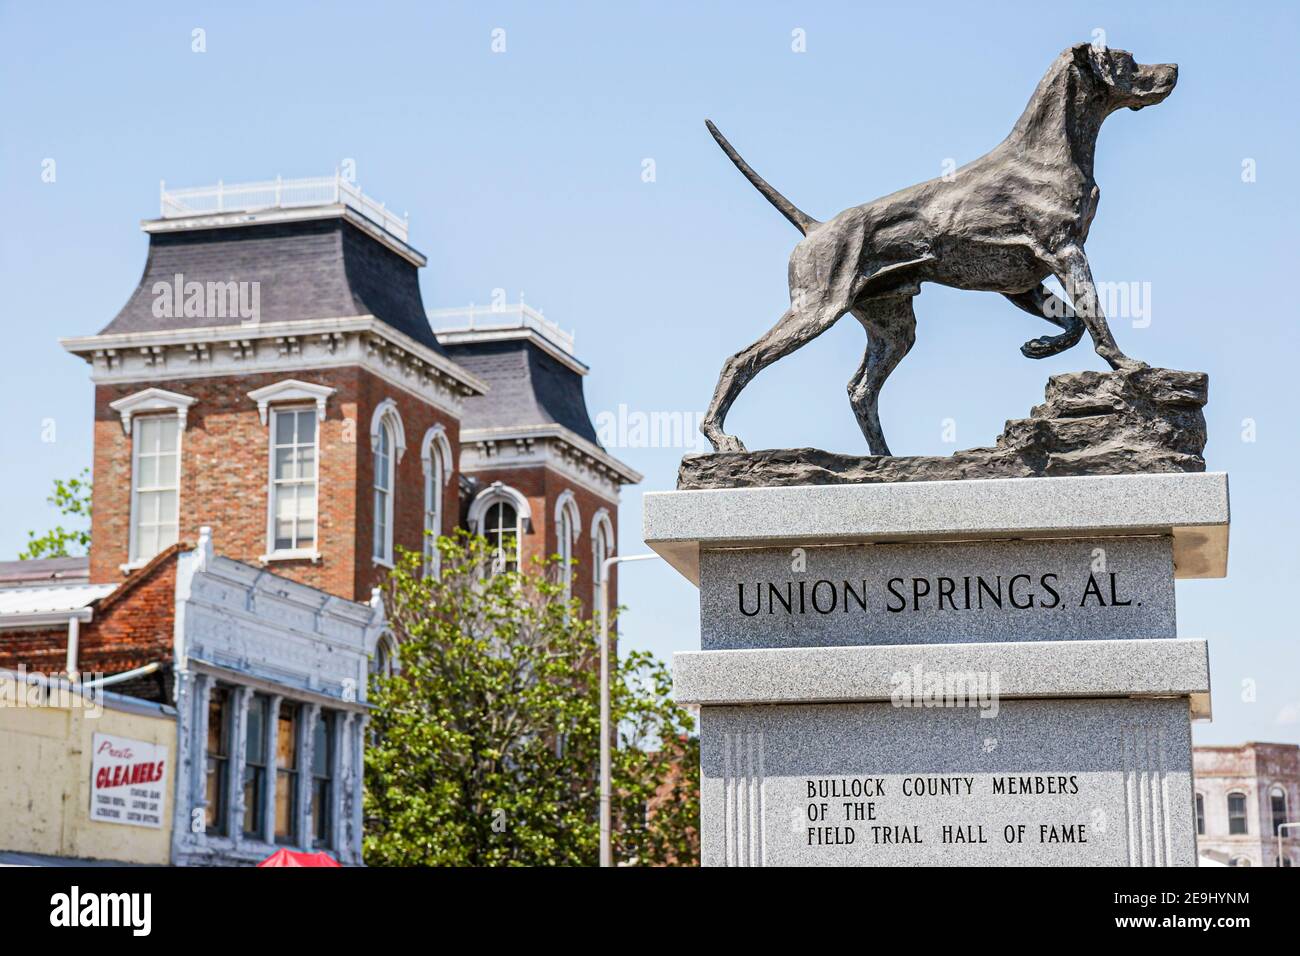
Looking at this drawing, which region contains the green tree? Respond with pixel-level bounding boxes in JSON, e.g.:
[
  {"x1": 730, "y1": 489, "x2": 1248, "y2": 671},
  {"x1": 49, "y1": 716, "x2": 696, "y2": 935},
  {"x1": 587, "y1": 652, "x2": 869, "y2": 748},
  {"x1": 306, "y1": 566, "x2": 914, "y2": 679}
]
[
  {"x1": 363, "y1": 531, "x2": 699, "y2": 866},
  {"x1": 20, "y1": 468, "x2": 92, "y2": 559}
]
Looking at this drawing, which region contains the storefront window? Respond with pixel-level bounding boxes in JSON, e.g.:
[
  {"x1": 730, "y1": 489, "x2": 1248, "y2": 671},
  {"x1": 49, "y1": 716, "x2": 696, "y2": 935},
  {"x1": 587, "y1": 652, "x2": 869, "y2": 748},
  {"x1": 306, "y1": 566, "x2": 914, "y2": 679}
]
[
  {"x1": 205, "y1": 686, "x2": 230, "y2": 836},
  {"x1": 243, "y1": 694, "x2": 269, "y2": 838},
  {"x1": 275, "y1": 703, "x2": 300, "y2": 844},
  {"x1": 312, "y1": 712, "x2": 334, "y2": 848}
]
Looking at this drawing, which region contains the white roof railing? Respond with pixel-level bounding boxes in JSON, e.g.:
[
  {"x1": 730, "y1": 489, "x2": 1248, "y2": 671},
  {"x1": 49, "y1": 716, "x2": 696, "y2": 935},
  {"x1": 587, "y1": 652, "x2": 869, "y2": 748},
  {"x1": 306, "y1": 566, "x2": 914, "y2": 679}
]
[
  {"x1": 158, "y1": 173, "x2": 409, "y2": 242},
  {"x1": 429, "y1": 301, "x2": 576, "y2": 355}
]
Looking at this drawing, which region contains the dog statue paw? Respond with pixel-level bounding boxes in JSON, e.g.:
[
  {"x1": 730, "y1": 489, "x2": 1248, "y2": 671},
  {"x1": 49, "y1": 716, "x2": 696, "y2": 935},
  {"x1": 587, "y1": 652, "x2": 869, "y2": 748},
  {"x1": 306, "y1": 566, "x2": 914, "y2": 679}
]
[{"x1": 708, "y1": 434, "x2": 748, "y2": 454}]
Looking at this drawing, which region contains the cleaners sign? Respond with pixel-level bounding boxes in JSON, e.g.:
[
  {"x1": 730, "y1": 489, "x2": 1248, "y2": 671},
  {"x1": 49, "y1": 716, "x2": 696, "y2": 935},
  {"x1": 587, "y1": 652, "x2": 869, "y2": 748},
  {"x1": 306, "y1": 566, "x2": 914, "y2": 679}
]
[{"x1": 89, "y1": 733, "x2": 167, "y2": 829}]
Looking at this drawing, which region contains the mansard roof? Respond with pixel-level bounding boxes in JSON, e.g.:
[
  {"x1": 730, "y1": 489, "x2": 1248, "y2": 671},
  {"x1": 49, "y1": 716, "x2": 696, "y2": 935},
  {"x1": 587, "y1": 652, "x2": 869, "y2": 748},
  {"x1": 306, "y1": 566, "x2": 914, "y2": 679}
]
[
  {"x1": 440, "y1": 334, "x2": 601, "y2": 445},
  {"x1": 100, "y1": 211, "x2": 448, "y2": 355}
]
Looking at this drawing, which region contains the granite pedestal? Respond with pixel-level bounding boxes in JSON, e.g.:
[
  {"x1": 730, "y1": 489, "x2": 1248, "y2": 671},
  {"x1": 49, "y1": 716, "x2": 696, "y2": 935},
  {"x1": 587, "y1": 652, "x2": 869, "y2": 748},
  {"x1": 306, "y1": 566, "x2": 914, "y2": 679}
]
[{"x1": 645, "y1": 472, "x2": 1229, "y2": 866}]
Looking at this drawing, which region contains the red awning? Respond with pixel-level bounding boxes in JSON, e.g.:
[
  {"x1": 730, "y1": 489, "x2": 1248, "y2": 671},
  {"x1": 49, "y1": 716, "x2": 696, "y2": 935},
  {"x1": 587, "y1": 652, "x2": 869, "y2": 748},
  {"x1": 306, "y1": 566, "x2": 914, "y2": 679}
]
[{"x1": 257, "y1": 848, "x2": 342, "y2": 867}]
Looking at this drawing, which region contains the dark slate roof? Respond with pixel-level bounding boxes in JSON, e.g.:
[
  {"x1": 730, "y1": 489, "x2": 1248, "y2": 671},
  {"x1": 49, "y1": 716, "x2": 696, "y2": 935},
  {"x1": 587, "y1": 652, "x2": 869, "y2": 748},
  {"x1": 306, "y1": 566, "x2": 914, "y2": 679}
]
[
  {"x1": 0, "y1": 556, "x2": 89, "y2": 588},
  {"x1": 440, "y1": 338, "x2": 601, "y2": 445},
  {"x1": 99, "y1": 217, "x2": 447, "y2": 354}
]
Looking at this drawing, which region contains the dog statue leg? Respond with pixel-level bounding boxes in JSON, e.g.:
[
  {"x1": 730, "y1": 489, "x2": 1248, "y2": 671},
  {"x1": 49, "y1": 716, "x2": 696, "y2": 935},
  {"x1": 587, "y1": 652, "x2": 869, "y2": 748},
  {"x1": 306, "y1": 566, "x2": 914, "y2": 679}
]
[
  {"x1": 1051, "y1": 247, "x2": 1147, "y2": 371},
  {"x1": 1005, "y1": 286, "x2": 1084, "y2": 359},
  {"x1": 847, "y1": 296, "x2": 917, "y2": 456},
  {"x1": 701, "y1": 298, "x2": 855, "y2": 453}
]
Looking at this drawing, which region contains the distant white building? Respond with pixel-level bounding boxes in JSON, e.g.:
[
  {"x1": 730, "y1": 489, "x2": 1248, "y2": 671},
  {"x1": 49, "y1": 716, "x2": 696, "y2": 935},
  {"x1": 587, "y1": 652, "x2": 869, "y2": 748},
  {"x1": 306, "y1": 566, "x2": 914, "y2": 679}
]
[
  {"x1": 168, "y1": 529, "x2": 383, "y2": 865},
  {"x1": 1193, "y1": 742, "x2": 1299, "y2": 867}
]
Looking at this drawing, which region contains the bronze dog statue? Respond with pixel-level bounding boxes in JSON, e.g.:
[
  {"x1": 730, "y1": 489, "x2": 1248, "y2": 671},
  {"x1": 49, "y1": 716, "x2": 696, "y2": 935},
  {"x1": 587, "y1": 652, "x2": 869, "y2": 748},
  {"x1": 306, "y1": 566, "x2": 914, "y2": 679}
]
[{"x1": 701, "y1": 43, "x2": 1178, "y2": 456}]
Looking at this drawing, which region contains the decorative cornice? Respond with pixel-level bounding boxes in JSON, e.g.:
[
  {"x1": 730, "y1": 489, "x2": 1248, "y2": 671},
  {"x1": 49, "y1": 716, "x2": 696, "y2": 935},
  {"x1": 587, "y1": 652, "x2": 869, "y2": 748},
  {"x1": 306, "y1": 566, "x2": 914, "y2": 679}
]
[
  {"x1": 459, "y1": 423, "x2": 642, "y2": 486},
  {"x1": 61, "y1": 316, "x2": 488, "y2": 420},
  {"x1": 459, "y1": 435, "x2": 629, "y2": 502}
]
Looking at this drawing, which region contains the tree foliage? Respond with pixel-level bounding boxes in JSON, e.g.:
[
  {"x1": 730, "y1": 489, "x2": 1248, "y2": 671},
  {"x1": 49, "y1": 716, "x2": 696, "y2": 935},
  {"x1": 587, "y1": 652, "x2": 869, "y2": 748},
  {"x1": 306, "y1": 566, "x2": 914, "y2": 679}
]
[
  {"x1": 20, "y1": 468, "x2": 92, "y2": 559},
  {"x1": 363, "y1": 531, "x2": 699, "y2": 866}
]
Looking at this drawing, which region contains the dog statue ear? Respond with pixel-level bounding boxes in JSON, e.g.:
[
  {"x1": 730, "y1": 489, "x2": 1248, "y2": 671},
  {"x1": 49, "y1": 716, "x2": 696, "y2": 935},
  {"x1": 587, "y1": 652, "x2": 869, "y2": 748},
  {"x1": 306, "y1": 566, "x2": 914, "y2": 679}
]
[{"x1": 1068, "y1": 42, "x2": 1115, "y2": 88}]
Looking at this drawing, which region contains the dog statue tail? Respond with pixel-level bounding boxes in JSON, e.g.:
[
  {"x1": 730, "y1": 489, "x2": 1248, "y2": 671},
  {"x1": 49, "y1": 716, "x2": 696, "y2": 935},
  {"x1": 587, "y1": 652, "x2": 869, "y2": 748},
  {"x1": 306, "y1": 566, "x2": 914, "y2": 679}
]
[{"x1": 706, "y1": 120, "x2": 819, "y2": 236}]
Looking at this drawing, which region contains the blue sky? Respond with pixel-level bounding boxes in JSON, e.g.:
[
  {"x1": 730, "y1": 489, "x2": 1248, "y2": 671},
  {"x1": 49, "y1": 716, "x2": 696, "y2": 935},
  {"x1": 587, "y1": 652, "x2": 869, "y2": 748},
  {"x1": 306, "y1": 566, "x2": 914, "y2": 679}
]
[{"x1": 1, "y1": 1, "x2": 1296, "y2": 745}]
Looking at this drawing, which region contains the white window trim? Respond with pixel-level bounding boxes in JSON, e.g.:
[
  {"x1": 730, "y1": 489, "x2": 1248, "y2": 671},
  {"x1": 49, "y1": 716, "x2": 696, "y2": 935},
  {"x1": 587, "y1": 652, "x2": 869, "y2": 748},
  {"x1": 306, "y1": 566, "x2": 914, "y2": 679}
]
[
  {"x1": 591, "y1": 507, "x2": 614, "y2": 608},
  {"x1": 467, "y1": 482, "x2": 531, "y2": 532},
  {"x1": 109, "y1": 386, "x2": 196, "y2": 435},
  {"x1": 123, "y1": 412, "x2": 184, "y2": 572},
  {"x1": 420, "y1": 425, "x2": 453, "y2": 574},
  {"x1": 247, "y1": 379, "x2": 335, "y2": 426},
  {"x1": 370, "y1": 400, "x2": 406, "y2": 567},
  {"x1": 369, "y1": 399, "x2": 407, "y2": 463},
  {"x1": 1227, "y1": 790, "x2": 1250, "y2": 835},
  {"x1": 554, "y1": 490, "x2": 582, "y2": 599},
  {"x1": 468, "y1": 482, "x2": 530, "y2": 571},
  {"x1": 259, "y1": 404, "x2": 323, "y2": 564}
]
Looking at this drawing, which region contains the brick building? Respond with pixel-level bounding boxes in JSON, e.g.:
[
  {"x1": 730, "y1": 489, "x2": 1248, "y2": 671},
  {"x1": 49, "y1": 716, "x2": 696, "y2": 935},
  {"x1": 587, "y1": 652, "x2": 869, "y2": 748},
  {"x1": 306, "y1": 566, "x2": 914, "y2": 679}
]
[
  {"x1": 1193, "y1": 741, "x2": 1300, "y2": 867},
  {"x1": 0, "y1": 176, "x2": 639, "y2": 863},
  {"x1": 51, "y1": 175, "x2": 637, "y2": 608}
]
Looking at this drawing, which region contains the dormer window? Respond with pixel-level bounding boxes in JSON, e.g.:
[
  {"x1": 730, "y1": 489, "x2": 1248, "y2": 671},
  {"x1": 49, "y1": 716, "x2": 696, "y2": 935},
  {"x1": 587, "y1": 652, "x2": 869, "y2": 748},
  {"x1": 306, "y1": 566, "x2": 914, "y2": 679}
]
[{"x1": 248, "y1": 380, "x2": 334, "y2": 563}]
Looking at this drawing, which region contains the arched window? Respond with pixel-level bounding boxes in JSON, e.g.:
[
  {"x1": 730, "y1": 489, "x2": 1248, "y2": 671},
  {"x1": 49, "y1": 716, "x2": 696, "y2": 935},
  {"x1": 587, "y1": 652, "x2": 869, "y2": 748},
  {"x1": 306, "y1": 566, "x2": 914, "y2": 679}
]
[
  {"x1": 372, "y1": 633, "x2": 397, "y2": 677},
  {"x1": 1270, "y1": 786, "x2": 1289, "y2": 836},
  {"x1": 484, "y1": 502, "x2": 519, "y2": 573},
  {"x1": 554, "y1": 491, "x2": 581, "y2": 601},
  {"x1": 591, "y1": 508, "x2": 614, "y2": 614},
  {"x1": 373, "y1": 423, "x2": 393, "y2": 563},
  {"x1": 1195, "y1": 793, "x2": 1205, "y2": 836},
  {"x1": 369, "y1": 400, "x2": 406, "y2": 566},
  {"x1": 421, "y1": 426, "x2": 453, "y2": 576},
  {"x1": 1227, "y1": 792, "x2": 1248, "y2": 835},
  {"x1": 468, "y1": 482, "x2": 530, "y2": 576}
]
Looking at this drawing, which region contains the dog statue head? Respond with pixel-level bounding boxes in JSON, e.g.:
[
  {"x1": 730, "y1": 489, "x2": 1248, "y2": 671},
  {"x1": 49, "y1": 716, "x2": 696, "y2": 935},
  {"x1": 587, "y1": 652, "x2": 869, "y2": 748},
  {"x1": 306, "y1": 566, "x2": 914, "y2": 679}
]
[{"x1": 1071, "y1": 43, "x2": 1178, "y2": 113}]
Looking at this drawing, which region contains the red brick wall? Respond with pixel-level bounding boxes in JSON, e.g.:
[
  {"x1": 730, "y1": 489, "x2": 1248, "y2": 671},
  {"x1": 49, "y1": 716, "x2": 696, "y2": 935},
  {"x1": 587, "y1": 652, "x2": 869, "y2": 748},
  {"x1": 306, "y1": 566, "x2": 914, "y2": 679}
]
[
  {"x1": 0, "y1": 544, "x2": 180, "y2": 678},
  {"x1": 352, "y1": 370, "x2": 461, "y2": 598},
  {"x1": 87, "y1": 366, "x2": 458, "y2": 602}
]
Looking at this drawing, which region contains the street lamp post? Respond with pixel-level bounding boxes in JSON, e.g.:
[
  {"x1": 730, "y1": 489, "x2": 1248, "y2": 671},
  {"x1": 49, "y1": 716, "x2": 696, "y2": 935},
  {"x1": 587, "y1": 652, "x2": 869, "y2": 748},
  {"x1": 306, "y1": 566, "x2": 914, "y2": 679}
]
[{"x1": 598, "y1": 552, "x2": 660, "y2": 868}]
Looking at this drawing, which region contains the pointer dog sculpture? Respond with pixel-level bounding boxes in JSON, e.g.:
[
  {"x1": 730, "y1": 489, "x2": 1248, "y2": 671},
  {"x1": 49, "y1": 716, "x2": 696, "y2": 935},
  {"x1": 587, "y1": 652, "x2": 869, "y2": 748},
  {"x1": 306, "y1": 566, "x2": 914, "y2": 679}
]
[{"x1": 700, "y1": 43, "x2": 1178, "y2": 456}]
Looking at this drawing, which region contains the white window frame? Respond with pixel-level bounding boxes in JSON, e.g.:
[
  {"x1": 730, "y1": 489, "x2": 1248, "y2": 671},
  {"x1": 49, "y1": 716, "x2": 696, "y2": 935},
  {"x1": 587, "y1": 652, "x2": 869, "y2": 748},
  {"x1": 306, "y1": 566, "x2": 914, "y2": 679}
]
[
  {"x1": 1270, "y1": 785, "x2": 1289, "y2": 837},
  {"x1": 554, "y1": 490, "x2": 582, "y2": 601},
  {"x1": 591, "y1": 508, "x2": 614, "y2": 611},
  {"x1": 263, "y1": 405, "x2": 322, "y2": 562},
  {"x1": 370, "y1": 400, "x2": 406, "y2": 568},
  {"x1": 248, "y1": 380, "x2": 334, "y2": 563},
  {"x1": 125, "y1": 412, "x2": 184, "y2": 570},
  {"x1": 420, "y1": 425, "x2": 453, "y2": 576},
  {"x1": 1227, "y1": 790, "x2": 1249, "y2": 835}
]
